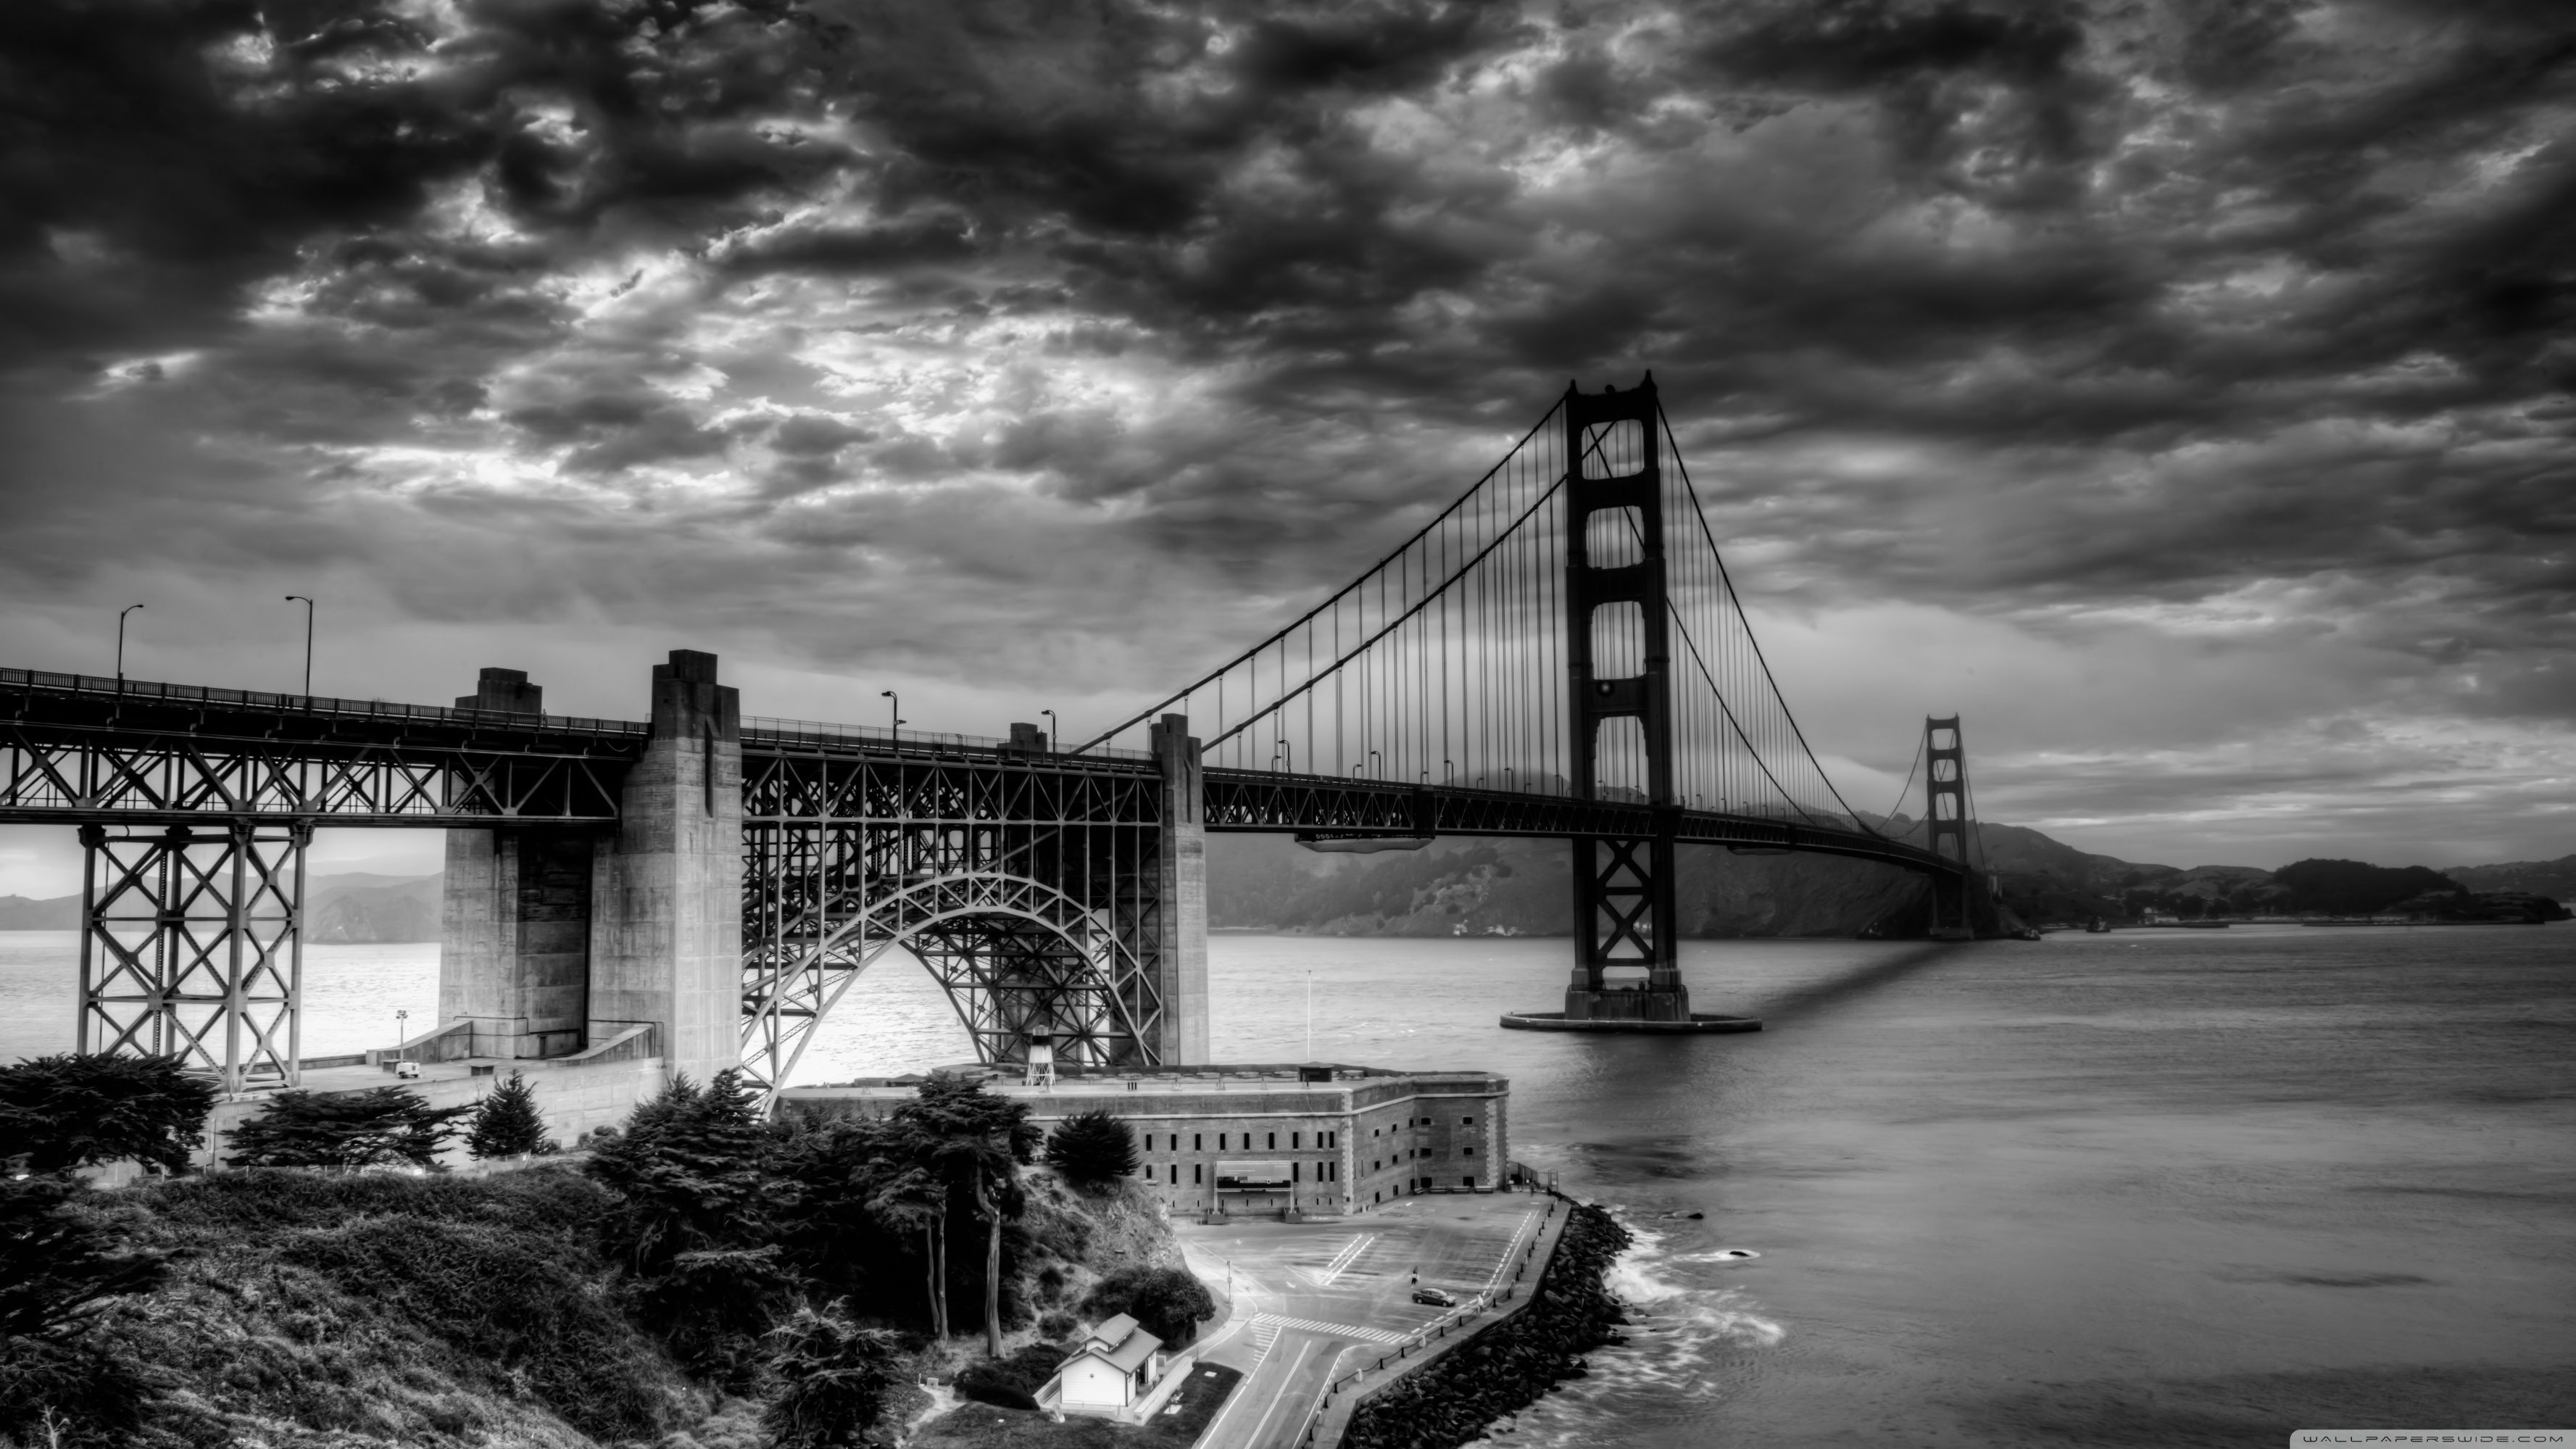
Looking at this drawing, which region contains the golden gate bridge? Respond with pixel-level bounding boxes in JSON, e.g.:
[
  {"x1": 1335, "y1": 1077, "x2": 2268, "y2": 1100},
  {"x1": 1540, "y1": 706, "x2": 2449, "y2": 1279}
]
[{"x1": 0, "y1": 375, "x2": 2000, "y2": 1102}]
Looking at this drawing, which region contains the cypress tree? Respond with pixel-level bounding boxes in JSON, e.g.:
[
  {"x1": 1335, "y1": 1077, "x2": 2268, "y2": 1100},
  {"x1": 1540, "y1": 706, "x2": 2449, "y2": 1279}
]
[
  {"x1": 465, "y1": 1070, "x2": 557, "y2": 1159},
  {"x1": 223, "y1": 1087, "x2": 470, "y2": 1168},
  {"x1": 1042, "y1": 1108, "x2": 1137, "y2": 1187},
  {"x1": 0, "y1": 1053, "x2": 217, "y2": 1175}
]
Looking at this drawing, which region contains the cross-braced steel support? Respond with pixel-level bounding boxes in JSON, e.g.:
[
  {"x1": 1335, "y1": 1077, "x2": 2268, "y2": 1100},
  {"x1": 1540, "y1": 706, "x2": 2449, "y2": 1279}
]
[
  {"x1": 77, "y1": 818, "x2": 309, "y2": 1093},
  {"x1": 1562, "y1": 377, "x2": 1691, "y2": 1021}
]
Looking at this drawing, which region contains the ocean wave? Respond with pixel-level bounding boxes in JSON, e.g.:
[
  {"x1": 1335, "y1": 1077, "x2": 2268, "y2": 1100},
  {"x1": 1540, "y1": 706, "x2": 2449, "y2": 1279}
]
[{"x1": 1465, "y1": 1207, "x2": 1784, "y2": 1446}]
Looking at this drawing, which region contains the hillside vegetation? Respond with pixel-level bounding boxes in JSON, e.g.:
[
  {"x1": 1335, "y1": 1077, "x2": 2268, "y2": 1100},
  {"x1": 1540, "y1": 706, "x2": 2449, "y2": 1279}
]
[
  {"x1": 1207, "y1": 829, "x2": 2572, "y2": 937},
  {"x1": 4, "y1": 1066, "x2": 1200, "y2": 1449}
]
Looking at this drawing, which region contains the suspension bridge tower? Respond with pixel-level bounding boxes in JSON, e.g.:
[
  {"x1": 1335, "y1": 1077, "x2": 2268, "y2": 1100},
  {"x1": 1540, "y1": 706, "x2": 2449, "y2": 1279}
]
[
  {"x1": 1924, "y1": 714, "x2": 1979, "y2": 939},
  {"x1": 1561, "y1": 377, "x2": 1693, "y2": 1024}
]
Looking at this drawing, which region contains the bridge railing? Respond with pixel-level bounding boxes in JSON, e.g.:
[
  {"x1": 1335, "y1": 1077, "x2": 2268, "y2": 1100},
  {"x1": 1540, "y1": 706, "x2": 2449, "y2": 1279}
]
[
  {"x1": 744, "y1": 715, "x2": 1156, "y2": 762},
  {"x1": 1, "y1": 667, "x2": 649, "y2": 739}
]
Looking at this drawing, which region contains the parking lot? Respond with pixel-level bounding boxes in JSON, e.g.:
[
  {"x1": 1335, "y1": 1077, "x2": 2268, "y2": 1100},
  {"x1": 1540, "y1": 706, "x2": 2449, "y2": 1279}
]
[{"x1": 1177, "y1": 1192, "x2": 1550, "y2": 1449}]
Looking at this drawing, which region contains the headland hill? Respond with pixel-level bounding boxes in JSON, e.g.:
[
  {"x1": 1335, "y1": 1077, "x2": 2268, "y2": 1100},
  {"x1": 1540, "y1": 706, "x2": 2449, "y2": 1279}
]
[{"x1": 4, "y1": 825, "x2": 2562, "y2": 944}]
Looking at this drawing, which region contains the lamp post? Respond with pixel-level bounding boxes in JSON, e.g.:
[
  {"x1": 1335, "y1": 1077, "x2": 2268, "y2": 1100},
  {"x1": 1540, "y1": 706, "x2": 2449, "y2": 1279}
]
[
  {"x1": 283, "y1": 595, "x2": 314, "y2": 698},
  {"x1": 115, "y1": 604, "x2": 144, "y2": 686},
  {"x1": 881, "y1": 690, "x2": 902, "y2": 743},
  {"x1": 1039, "y1": 708, "x2": 1057, "y2": 752},
  {"x1": 394, "y1": 1008, "x2": 409, "y2": 1060}
]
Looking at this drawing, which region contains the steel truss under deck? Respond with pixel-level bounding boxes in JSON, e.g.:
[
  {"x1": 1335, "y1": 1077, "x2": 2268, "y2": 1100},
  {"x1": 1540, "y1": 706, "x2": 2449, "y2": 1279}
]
[
  {"x1": 738, "y1": 742, "x2": 1170, "y2": 1089},
  {"x1": 78, "y1": 819, "x2": 309, "y2": 1093}
]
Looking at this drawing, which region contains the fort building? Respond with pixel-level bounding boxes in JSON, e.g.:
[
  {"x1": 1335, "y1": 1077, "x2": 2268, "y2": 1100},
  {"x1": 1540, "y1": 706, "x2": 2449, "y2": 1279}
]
[{"x1": 778, "y1": 1062, "x2": 1509, "y2": 1218}]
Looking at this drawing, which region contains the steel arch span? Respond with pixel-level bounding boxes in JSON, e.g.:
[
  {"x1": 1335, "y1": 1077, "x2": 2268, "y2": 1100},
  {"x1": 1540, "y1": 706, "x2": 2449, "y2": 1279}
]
[{"x1": 740, "y1": 869, "x2": 1160, "y2": 1095}]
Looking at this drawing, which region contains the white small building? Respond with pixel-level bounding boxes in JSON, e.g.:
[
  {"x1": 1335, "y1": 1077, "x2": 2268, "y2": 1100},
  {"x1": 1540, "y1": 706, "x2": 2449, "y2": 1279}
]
[{"x1": 1051, "y1": 1313, "x2": 1167, "y2": 1415}]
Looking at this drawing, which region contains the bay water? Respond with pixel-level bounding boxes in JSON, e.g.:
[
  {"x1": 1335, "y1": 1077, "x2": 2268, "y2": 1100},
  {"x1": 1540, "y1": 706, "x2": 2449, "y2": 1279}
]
[{"x1": 4, "y1": 923, "x2": 2570, "y2": 1445}]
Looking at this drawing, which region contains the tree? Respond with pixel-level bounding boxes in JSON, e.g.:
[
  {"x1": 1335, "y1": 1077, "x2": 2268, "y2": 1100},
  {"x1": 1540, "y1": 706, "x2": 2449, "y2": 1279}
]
[
  {"x1": 0, "y1": 1053, "x2": 217, "y2": 1176},
  {"x1": 1081, "y1": 1265, "x2": 1215, "y2": 1348},
  {"x1": 0, "y1": 1174, "x2": 163, "y2": 1442},
  {"x1": 586, "y1": 1071, "x2": 773, "y2": 1274},
  {"x1": 465, "y1": 1071, "x2": 557, "y2": 1159},
  {"x1": 894, "y1": 1076, "x2": 1039, "y2": 1355},
  {"x1": 1043, "y1": 1110, "x2": 1137, "y2": 1188},
  {"x1": 762, "y1": 1300, "x2": 902, "y2": 1448},
  {"x1": 2272, "y1": 859, "x2": 2465, "y2": 916},
  {"x1": 0, "y1": 1177, "x2": 163, "y2": 1344},
  {"x1": 868, "y1": 1152, "x2": 952, "y2": 1340},
  {"x1": 768, "y1": 1114, "x2": 957, "y2": 1334},
  {"x1": 224, "y1": 1086, "x2": 470, "y2": 1168},
  {"x1": 584, "y1": 1070, "x2": 789, "y2": 1382}
]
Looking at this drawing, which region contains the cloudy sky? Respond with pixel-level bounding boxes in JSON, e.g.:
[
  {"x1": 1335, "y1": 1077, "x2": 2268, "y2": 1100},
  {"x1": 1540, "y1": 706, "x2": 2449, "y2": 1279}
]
[{"x1": 2, "y1": 0, "x2": 2571, "y2": 893}]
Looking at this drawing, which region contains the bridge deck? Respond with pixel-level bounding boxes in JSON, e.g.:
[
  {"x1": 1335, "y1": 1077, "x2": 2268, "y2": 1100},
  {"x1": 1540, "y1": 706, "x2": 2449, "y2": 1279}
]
[{"x1": 2, "y1": 668, "x2": 1961, "y2": 878}]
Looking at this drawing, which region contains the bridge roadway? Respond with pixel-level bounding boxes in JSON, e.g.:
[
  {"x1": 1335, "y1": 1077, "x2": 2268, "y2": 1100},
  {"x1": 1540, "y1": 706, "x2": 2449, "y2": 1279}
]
[{"x1": 0, "y1": 665, "x2": 1958, "y2": 876}]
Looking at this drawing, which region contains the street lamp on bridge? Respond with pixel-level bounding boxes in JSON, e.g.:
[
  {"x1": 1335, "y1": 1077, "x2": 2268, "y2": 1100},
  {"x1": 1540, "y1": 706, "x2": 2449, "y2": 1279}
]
[
  {"x1": 115, "y1": 603, "x2": 144, "y2": 686},
  {"x1": 283, "y1": 595, "x2": 314, "y2": 699},
  {"x1": 881, "y1": 690, "x2": 903, "y2": 743},
  {"x1": 1040, "y1": 708, "x2": 1057, "y2": 752}
]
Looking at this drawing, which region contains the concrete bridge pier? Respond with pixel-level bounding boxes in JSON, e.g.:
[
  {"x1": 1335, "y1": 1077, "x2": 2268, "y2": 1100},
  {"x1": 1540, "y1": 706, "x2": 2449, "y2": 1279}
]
[
  {"x1": 440, "y1": 670, "x2": 593, "y2": 1060},
  {"x1": 438, "y1": 652, "x2": 742, "y2": 1085},
  {"x1": 1150, "y1": 713, "x2": 1211, "y2": 1065}
]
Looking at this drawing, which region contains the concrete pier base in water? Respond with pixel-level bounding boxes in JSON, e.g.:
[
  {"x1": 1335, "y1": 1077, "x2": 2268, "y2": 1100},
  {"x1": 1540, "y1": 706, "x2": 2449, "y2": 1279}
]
[{"x1": 1498, "y1": 1011, "x2": 1761, "y2": 1033}]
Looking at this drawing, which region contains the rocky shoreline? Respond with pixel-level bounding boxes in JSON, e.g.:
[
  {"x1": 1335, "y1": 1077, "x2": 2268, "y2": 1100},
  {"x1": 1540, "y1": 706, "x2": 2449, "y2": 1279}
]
[{"x1": 1342, "y1": 1203, "x2": 1633, "y2": 1449}]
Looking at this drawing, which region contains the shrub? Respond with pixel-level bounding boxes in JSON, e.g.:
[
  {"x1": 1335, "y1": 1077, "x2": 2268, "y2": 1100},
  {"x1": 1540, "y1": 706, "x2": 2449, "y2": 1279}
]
[
  {"x1": 0, "y1": 1176, "x2": 165, "y2": 1344},
  {"x1": 763, "y1": 1301, "x2": 902, "y2": 1448},
  {"x1": 0, "y1": 1053, "x2": 217, "y2": 1175},
  {"x1": 281, "y1": 1211, "x2": 674, "y2": 1441},
  {"x1": 1081, "y1": 1265, "x2": 1214, "y2": 1348},
  {"x1": 465, "y1": 1071, "x2": 557, "y2": 1159},
  {"x1": 224, "y1": 1087, "x2": 471, "y2": 1168},
  {"x1": 1042, "y1": 1109, "x2": 1137, "y2": 1188},
  {"x1": 952, "y1": 1342, "x2": 1063, "y2": 1411},
  {"x1": 0, "y1": 1175, "x2": 165, "y2": 1443}
]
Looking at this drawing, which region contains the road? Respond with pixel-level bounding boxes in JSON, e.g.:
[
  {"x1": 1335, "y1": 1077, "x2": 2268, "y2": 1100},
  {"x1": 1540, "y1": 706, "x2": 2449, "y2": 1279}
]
[{"x1": 1180, "y1": 1193, "x2": 1547, "y2": 1449}]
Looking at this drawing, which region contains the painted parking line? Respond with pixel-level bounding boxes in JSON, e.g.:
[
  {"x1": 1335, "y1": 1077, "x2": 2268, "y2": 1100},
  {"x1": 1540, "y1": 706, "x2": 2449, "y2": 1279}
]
[
  {"x1": 1481, "y1": 1211, "x2": 1540, "y2": 1292},
  {"x1": 1311, "y1": 1233, "x2": 1376, "y2": 1286},
  {"x1": 1250, "y1": 1313, "x2": 1407, "y2": 1345}
]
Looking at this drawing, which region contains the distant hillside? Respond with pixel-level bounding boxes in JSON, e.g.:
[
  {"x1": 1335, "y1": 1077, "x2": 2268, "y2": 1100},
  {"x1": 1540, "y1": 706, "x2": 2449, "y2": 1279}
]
[
  {"x1": 0, "y1": 873, "x2": 443, "y2": 942},
  {"x1": 2447, "y1": 855, "x2": 2576, "y2": 901},
  {"x1": 307, "y1": 875, "x2": 442, "y2": 942},
  {"x1": 0, "y1": 892, "x2": 77, "y2": 929},
  {"x1": 1207, "y1": 824, "x2": 2572, "y2": 937},
  {"x1": 1208, "y1": 833, "x2": 1935, "y2": 939}
]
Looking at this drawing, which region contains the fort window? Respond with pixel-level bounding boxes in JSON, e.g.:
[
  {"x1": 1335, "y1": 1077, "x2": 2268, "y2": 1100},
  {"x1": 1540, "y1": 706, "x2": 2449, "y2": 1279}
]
[
  {"x1": 1463, "y1": 1116, "x2": 1474, "y2": 1125},
  {"x1": 1194, "y1": 1133, "x2": 1202, "y2": 1150},
  {"x1": 1463, "y1": 1146, "x2": 1474, "y2": 1156},
  {"x1": 1194, "y1": 1163, "x2": 1202, "y2": 1184},
  {"x1": 1266, "y1": 1132, "x2": 1276, "y2": 1149}
]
